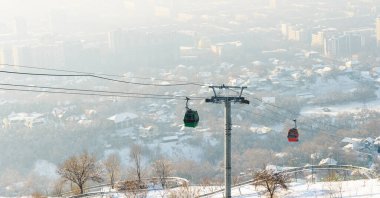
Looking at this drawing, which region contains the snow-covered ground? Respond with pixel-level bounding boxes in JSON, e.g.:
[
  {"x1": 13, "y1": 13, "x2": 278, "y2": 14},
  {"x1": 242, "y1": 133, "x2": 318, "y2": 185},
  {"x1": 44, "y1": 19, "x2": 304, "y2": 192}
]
[
  {"x1": 96, "y1": 179, "x2": 380, "y2": 198},
  {"x1": 300, "y1": 85, "x2": 380, "y2": 116},
  {"x1": 301, "y1": 100, "x2": 380, "y2": 116},
  {"x1": 206, "y1": 179, "x2": 380, "y2": 198}
]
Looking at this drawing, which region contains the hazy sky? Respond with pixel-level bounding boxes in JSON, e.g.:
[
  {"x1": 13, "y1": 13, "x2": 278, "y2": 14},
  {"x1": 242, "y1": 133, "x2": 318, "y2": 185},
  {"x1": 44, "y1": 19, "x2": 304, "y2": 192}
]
[{"x1": 0, "y1": 0, "x2": 127, "y2": 20}]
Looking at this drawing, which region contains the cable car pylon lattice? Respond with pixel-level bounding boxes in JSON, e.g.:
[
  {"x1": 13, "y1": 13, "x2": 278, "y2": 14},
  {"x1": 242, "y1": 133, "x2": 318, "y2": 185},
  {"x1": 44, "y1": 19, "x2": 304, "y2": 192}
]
[{"x1": 205, "y1": 85, "x2": 249, "y2": 198}]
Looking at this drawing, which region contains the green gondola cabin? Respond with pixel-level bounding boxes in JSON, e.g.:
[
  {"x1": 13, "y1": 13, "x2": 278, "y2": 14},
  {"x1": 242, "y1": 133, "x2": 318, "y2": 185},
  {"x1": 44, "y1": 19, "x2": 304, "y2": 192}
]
[{"x1": 183, "y1": 109, "x2": 199, "y2": 127}]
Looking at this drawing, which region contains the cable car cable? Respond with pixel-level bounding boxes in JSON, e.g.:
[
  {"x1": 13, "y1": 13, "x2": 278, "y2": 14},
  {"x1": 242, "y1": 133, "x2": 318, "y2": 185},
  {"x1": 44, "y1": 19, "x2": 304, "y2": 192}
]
[
  {"x1": 0, "y1": 87, "x2": 205, "y2": 100},
  {"x1": 249, "y1": 102, "x2": 352, "y2": 139},
  {"x1": 235, "y1": 107, "x2": 343, "y2": 139},
  {"x1": 242, "y1": 92, "x2": 357, "y2": 134},
  {"x1": 0, "y1": 70, "x2": 206, "y2": 87},
  {"x1": 0, "y1": 83, "x2": 206, "y2": 99},
  {"x1": 0, "y1": 63, "x2": 209, "y2": 86}
]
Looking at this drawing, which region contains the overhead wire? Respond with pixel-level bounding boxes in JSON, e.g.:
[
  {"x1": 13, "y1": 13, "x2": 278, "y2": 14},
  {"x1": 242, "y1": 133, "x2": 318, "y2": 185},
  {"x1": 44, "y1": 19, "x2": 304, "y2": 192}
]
[
  {"x1": 0, "y1": 86, "x2": 206, "y2": 100},
  {"x1": 243, "y1": 89, "x2": 376, "y2": 135},
  {"x1": 0, "y1": 63, "x2": 365, "y2": 138},
  {"x1": 240, "y1": 92, "x2": 360, "y2": 140},
  {"x1": 234, "y1": 106, "x2": 342, "y2": 139},
  {"x1": 0, "y1": 63, "x2": 210, "y2": 101},
  {"x1": 234, "y1": 107, "x2": 284, "y2": 124},
  {"x1": 240, "y1": 89, "x2": 356, "y2": 139},
  {"x1": 247, "y1": 94, "x2": 299, "y2": 117},
  {"x1": 0, "y1": 70, "x2": 207, "y2": 87},
  {"x1": 0, "y1": 63, "x2": 209, "y2": 86},
  {"x1": 0, "y1": 83, "x2": 206, "y2": 99}
]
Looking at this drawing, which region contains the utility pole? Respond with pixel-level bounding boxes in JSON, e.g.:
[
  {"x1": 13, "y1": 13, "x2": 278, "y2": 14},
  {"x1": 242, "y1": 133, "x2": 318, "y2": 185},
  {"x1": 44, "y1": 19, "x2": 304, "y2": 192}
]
[{"x1": 205, "y1": 85, "x2": 249, "y2": 198}]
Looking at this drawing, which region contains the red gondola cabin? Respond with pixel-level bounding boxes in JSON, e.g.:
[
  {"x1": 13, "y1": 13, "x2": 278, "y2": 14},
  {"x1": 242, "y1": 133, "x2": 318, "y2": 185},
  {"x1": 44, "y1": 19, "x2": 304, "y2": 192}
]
[{"x1": 287, "y1": 128, "x2": 299, "y2": 142}]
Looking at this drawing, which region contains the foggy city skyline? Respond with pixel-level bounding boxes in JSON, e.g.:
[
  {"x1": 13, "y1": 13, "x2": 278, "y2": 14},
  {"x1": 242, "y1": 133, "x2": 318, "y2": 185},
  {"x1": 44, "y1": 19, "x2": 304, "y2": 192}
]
[{"x1": 0, "y1": 0, "x2": 379, "y2": 197}]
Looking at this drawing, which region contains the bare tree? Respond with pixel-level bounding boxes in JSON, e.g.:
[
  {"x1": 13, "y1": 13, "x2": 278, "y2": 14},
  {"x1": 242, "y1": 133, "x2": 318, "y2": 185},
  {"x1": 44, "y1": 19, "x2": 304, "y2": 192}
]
[
  {"x1": 117, "y1": 180, "x2": 147, "y2": 198},
  {"x1": 168, "y1": 182, "x2": 200, "y2": 197},
  {"x1": 51, "y1": 179, "x2": 66, "y2": 197},
  {"x1": 130, "y1": 144, "x2": 144, "y2": 186},
  {"x1": 31, "y1": 191, "x2": 46, "y2": 198},
  {"x1": 253, "y1": 169, "x2": 290, "y2": 198},
  {"x1": 233, "y1": 175, "x2": 242, "y2": 196},
  {"x1": 153, "y1": 159, "x2": 173, "y2": 189},
  {"x1": 57, "y1": 151, "x2": 103, "y2": 194},
  {"x1": 200, "y1": 178, "x2": 223, "y2": 195},
  {"x1": 103, "y1": 153, "x2": 121, "y2": 189}
]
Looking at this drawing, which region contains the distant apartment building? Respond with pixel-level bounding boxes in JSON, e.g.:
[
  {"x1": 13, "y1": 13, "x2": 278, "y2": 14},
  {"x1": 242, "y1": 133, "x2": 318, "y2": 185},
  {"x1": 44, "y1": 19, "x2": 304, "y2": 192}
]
[
  {"x1": 345, "y1": 29, "x2": 374, "y2": 52},
  {"x1": 211, "y1": 41, "x2": 242, "y2": 61},
  {"x1": 0, "y1": 47, "x2": 13, "y2": 65},
  {"x1": 108, "y1": 27, "x2": 180, "y2": 69},
  {"x1": 12, "y1": 46, "x2": 31, "y2": 65},
  {"x1": 13, "y1": 17, "x2": 28, "y2": 38},
  {"x1": 324, "y1": 34, "x2": 362, "y2": 58},
  {"x1": 281, "y1": 24, "x2": 309, "y2": 42},
  {"x1": 377, "y1": 17, "x2": 380, "y2": 48},
  {"x1": 269, "y1": 0, "x2": 277, "y2": 9},
  {"x1": 30, "y1": 45, "x2": 65, "y2": 67},
  {"x1": 311, "y1": 28, "x2": 337, "y2": 51},
  {"x1": 281, "y1": 24, "x2": 288, "y2": 37},
  {"x1": 287, "y1": 27, "x2": 304, "y2": 41},
  {"x1": 311, "y1": 27, "x2": 373, "y2": 58},
  {"x1": 49, "y1": 9, "x2": 68, "y2": 34},
  {"x1": 11, "y1": 44, "x2": 65, "y2": 67},
  {"x1": 269, "y1": 0, "x2": 285, "y2": 9},
  {"x1": 311, "y1": 31, "x2": 325, "y2": 47}
]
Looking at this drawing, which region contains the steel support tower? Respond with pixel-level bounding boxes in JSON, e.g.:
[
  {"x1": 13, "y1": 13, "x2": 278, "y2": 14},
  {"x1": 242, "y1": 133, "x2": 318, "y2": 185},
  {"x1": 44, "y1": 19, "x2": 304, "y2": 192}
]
[{"x1": 205, "y1": 85, "x2": 249, "y2": 198}]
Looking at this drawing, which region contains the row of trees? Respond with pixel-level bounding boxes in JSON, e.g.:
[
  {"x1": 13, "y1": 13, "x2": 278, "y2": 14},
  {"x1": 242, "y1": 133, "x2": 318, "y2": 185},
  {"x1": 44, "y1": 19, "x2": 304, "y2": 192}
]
[
  {"x1": 56, "y1": 145, "x2": 173, "y2": 195},
  {"x1": 55, "y1": 148, "x2": 293, "y2": 198},
  {"x1": 55, "y1": 148, "x2": 291, "y2": 198}
]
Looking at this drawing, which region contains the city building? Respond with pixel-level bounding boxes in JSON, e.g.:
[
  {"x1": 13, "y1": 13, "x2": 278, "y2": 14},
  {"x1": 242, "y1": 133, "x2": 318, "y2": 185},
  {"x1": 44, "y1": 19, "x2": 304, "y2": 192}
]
[
  {"x1": 281, "y1": 24, "x2": 309, "y2": 42},
  {"x1": 30, "y1": 44, "x2": 65, "y2": 68},
  {"x1": 269, "y1": 0, "x2": 277, "y2": 9},
  {"x1": 211, "y1": 41, "x2": 242, "y2": 61},
  {"x1": 324, "y1": 33, "x2": 363, "y2": 58},
  {"x1": 376, "y1": 17, "x2": 380, "y2": 48},
  {"x1": 13, "y1": 17, "x2": 28, "y2": 38},
  {"x1": 0, "y1": 47, "x2": 13, "y2": 65},
  {"x1": 12, "y1": 45, "x2": 31, "y2": 66},
  {"x1": 108, "y1": 27, "x2": 180, "y2": 69},
  {"x1": 287, "y1": 26, "x2": 308, "y2": 42},
  {"x1": 344, "y1": 29, "x2": 374, "y2": 53},
  {"x1": 311, "y1": 31, "x2": 325, "y2": 47},
  {"x1": 281, "y1": 24, "x2": 288, "y2": 37}
]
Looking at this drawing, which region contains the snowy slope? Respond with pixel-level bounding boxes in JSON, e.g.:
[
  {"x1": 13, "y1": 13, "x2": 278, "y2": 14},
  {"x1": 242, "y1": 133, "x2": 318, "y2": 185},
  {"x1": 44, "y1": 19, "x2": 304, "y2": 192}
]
[
  {"x1": 206, "y1": 179, "x2": 380, "y2": 198},
  {"x1": 95, "y1": 179, "x2": 380, "y2": 198}
]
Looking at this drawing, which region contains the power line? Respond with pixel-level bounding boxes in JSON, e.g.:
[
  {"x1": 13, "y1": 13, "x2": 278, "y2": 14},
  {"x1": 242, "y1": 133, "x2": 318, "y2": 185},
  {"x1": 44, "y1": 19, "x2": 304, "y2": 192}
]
[
  {"x1": 0, "y1": 83, "x2": 206, "y2": 99},
  {"x1": 237, "y1": 92, "x2": 346, "y2": 138},
  {"x1": 242, "y1": 92, "x2": 350, "y2": 133},
  {"x1": 1, "y1": 63, "x2": 123, "y2": 78},
  {"x1": 235, "y1": 106, "x2": 342, "y2": 139},
  {"x1": 0, "y1": 63, "x2": 208, "y2": 86},
  {"x1": 249, "y1": 99, "x2": 287, "y2": 117},
  {"x1": 248, "y1": 94, "x2": 299, "y2": 117},
  {"x1": 234, "y1": 107, "x2": 284, "y2": 124},
  {"x1": 0, "y1": 70, "x2": 206, "y2": 87},
  {"x1": 214, "y1": 88, "x2": 361, "y2": 139},
  {"x1": 0, "y1": 86, "x2": 205, "y2": 100}
]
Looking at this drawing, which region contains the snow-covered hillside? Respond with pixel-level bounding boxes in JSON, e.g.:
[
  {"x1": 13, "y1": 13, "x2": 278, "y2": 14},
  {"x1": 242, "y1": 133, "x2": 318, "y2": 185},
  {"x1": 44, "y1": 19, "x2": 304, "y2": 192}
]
[
  {"x1": 206, "y1": 179, "x2": 380, "y2": 198},
  {"x1": 102, "y1": 179, "x2": 380, "y2": 198}
]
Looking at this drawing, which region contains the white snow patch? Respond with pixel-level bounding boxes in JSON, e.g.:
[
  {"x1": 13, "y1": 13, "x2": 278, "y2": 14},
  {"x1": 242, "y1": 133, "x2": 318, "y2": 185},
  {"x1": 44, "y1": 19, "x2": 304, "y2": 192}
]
[
  {"x1": 33, "y1": 160, "x2": 59, "y2": 179},
  {"x1": 318, "y1": 158, "x2": 337, "y2": 165}
]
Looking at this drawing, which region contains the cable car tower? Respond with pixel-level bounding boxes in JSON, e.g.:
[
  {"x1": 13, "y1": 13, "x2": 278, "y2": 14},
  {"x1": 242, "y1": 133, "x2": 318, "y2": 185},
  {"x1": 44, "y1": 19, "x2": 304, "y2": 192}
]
[{"x1": 205, "y1": 85, "x2": 249, "y2": 198}]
